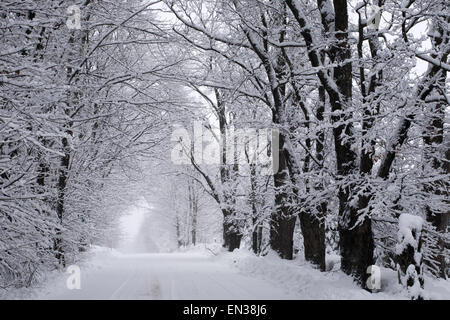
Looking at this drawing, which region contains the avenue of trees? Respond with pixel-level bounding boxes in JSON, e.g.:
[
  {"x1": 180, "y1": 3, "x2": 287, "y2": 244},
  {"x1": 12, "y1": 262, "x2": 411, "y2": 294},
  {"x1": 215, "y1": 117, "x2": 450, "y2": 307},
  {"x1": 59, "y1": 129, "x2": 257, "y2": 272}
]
[{"x1": 1, "y1": 0, "x2": 448, "y2": 294}]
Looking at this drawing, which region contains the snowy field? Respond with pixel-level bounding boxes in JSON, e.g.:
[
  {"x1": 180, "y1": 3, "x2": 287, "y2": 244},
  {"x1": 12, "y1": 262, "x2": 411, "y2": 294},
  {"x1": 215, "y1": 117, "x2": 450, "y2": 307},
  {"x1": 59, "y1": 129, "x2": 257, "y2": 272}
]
[{"x1": 3, "y1": 245, "x2": 449, "y2": 300}]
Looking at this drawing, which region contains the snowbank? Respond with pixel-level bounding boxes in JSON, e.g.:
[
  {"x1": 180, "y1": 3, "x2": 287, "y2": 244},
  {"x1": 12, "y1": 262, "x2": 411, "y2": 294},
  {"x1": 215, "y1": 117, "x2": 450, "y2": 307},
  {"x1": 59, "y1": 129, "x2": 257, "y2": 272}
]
[
  {"x1": 0, "y1": 245, "x2": 118, "y2": 300},
  {"x1": 214, "y1": 247, "x2": 449, "y2": 300}
]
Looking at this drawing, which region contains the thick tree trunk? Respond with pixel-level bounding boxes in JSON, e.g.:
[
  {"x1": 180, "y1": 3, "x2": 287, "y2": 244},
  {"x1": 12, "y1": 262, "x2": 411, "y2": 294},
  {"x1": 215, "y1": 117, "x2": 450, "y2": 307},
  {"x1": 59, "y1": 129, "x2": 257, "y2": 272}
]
[
  {"x1": 223, "y1": 209, "x2": 242, "y2": 251},
  {"x1": 424, "y1": 140, "x2": 449, "y2": 278},
  {"x1": 396, "y1": 214, "x2": 425, "y2": 299},
  {"x1": 339, "y1": 211, "x2": 374, "y2": 284},
  {"x1": 333, "y1": 0, "x2": 374, "y2": 285},
  {"x1": 297, "y1": 84, "x2": 327, "y2": 271},
  {"x1": 251, "y1": 200, "x2": 262, "y2": 255},
  {"x1": 270, "y1": 134, "x2": 296, "y2": 259},
  {"x1": 270, "y1": 214, "x2": 296, "y2": 259},
  {"x1": 426, "y1": 210, "x2": 449, "y2": 278},
  {"x1": 422, "y1": 32, "x2": 448, "y2": 277},
  {"x1": 299, "y1": 210, "x2": 326, "y2": 270},
  {"x1": 248, "y1": 158, "x2": 263, "y2": 255}
]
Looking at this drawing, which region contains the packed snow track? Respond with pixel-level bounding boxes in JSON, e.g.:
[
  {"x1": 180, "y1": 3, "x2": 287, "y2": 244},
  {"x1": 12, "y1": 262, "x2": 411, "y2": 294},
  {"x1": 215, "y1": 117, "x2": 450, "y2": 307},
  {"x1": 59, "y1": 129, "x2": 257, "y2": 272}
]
[{"x1": 39, "y1": 252, "x2": 296, "y2": 300}]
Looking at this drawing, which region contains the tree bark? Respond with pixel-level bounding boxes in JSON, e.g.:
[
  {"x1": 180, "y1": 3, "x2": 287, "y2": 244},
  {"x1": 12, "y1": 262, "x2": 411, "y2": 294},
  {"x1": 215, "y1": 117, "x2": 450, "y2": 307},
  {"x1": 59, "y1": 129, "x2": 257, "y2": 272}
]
[
  {"x1": 299, "y1": 210, "x2": 326, "y2": 270},
  {"x1": 422, "y1": 15, "x2": 449, "y2": 278},
  {"x1": 297, "y1": 84, "x2": 327, "y2": 271},
  {"x1": 270, "y1": 133, "x2": 296, "y2": 259},
  {"x1": 423, "y1": 76, "x2": 449, "y2": 278},
  {"x1": 223, "y1": 209, "x2": 242, "y2": 251}
]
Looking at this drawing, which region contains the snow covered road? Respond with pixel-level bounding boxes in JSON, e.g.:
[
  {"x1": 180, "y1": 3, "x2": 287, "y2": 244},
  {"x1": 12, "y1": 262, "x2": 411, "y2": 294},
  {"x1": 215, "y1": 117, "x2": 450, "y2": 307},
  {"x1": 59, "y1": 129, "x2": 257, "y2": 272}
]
[{"x1": 38, "y1": 251, "x2": 296, "y2": 300}]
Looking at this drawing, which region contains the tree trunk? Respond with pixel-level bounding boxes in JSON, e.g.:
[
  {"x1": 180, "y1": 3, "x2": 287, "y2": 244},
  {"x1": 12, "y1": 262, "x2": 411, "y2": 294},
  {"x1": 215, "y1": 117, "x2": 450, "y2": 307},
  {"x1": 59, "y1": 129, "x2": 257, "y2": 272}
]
[
  {"x1": 55, "y1": 136, "x2": 70, "y2": 267},
  {"x1": 175, "y1": 215, "x2": 183, "y2": 248},
  {"x1": 252, "y1": 221, "x2": 263, "y2": 255},
  {"x1": 396, "y1": 214, "x2": 424, "y2": 299},
  {"x1": 251, "y1": 200, "x2": 262, "y2": 255},
  {"x1": 422, "y1": 26, "x2": 448, "y2": 277},
  {"x1": 223, "y1": 209, "x2": 242, "y2": 251},
  {"x1": 339, "y1": 210, "x2": 374, "y2": 284},
  {"x1": 270, "y1": 133, "x2": 296, "y2": 259},
  {"x1": 270, "y1": 214, "x2": 296, "y2": 259},
  {"x1": 299, "y1": 209, "x2": 326, "y2": 271},
  {"x1": 286, "y1": 0, "x2": 374, "y2": 284},
  {"x1": 297, "y1": 84, "x2": 327, "y2": 271},
  {"x1": 248, "y1": 156, "x2": 263, "y2": 255},
  {"x1": 191, "y1": 187, "x2": 198, "y2": 246},
  {"x1": 426, "y1": 210, "x2": 449, "y2": 278}
]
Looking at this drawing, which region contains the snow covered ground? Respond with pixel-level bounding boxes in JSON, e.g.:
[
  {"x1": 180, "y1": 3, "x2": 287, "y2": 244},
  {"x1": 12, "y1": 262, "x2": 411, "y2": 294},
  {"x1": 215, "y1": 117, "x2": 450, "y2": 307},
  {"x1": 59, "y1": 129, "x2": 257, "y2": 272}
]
[
  {"x1": 28, "y1": 247, "x2": 296, "y2": 300},
  {"x1": 2, "y1": 245, "x2": 449, "y2": 300},
  {"x1": 216, "y1": 248, "x2": 450, "y2": 300}
]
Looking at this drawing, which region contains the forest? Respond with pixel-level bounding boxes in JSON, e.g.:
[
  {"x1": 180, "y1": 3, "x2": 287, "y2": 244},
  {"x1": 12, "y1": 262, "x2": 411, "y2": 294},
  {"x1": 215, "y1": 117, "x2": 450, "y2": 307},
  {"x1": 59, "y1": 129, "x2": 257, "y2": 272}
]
[{"x1": 0, "y1": 0, "x2": 448, "y2": 300}]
